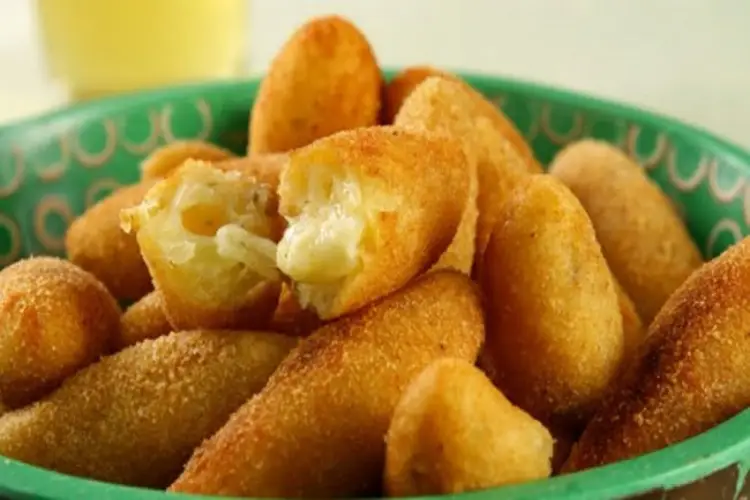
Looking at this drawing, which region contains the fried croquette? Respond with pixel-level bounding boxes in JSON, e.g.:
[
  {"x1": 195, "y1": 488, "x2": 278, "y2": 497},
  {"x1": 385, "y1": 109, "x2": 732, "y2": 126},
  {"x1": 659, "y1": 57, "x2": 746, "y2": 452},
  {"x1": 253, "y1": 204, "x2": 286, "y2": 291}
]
[
  {"x1": 215, "y1": 152, "x2": 289, "y2": 191},
  {"x1": 249, "y1": 15, "x2": 381, "y2": 154},
  {"x1": 549, "y1": 139, "x2": 703, "y2": 323},
  {"x1": 65, "y1": 181, "x2": 155, "y2": 301},
  {"x1": 276, "y1": 126, "x2": 469, "y2": 320},
  {"x1": 394, "y1": 77, "x2": 533, "y2": 269},
  {"x1": 563, "y1": 236, "x2": 750, "y2": 473},
  {"x1": 268, "y1": 283, "x2": 323, "y2": 337},
  {"x1": 170, "y1": 271, "x2": 485, "y2": 498},
  {"x1": 481, "y1": 175, "x2": 624, "y2": 426},
  {"x1": 389, "y1": 77, "x2": 479, "y2": 274},
  {"x1": 0, "y1": 257, "x2": 120, "y2": 409},
  {"x1": 384, "y1": 358, "x2": 553, "y2": 496},
  {"x1": 381, "y1": 66, "x2": 455, "y2": 125},
  {"x1": 388, "y1": 68, "x2": 541, "y2": 174},
  {"x1": 121, "y1": 160, "x2": 285, "y2": 330},
  {"x1": 117, "y1": 290, "x2": 172, "y2": 349},
  {"x1": 140, "y1": 140, "x2": 236, "y2": 181},
  {"x1": 0, "y1": 330, "x2": 296, "y2": 488}
]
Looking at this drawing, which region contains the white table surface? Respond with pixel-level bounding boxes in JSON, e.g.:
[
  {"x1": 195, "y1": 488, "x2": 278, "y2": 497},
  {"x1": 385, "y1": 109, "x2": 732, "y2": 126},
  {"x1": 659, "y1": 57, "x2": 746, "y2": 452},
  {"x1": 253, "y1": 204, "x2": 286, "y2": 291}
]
[{"x1": 1, "y1": 0, "x2": 749, "y2": 150}]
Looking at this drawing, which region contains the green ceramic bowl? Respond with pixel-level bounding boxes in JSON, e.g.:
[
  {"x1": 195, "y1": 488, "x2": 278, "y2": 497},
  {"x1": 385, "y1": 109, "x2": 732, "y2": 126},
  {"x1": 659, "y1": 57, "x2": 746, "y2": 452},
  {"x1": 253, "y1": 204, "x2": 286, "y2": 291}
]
[{"x1": 0, "y1": 72, "x2": 749, "y2": 500}]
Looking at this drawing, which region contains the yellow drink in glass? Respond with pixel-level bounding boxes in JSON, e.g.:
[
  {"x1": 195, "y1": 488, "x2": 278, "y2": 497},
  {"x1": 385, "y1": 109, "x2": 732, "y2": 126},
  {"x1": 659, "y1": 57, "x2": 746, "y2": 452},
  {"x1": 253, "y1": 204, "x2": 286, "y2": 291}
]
[{"x1": 35, "y1": 0, "x2": 248, "y2": 100}]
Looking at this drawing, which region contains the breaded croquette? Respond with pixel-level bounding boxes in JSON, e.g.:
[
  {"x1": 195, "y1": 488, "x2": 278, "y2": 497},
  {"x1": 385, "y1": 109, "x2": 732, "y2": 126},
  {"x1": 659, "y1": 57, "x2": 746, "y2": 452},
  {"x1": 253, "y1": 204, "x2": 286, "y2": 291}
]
[
  {"x1": 170, "y1": 271, "x2": 485, "y2": 498},
  {"x1": 215, "y1": 152, "x2": 288, "y2": 191},
  {"x1": 121, "y1": 160, "x2": 285, "y2": 330},
  {"x1": 381, "y1": 66, "x2": 454, "y2": 124},
  {"x1": 140, "y1": 140, "x2": 236, "y2": 181},
  {"x1": 117, "y1": 290, "x2": 172, "y2": 349},
  {"x1": 0, "y1": 330, "x2": 296, "y2": 488},
  {"x1": 481, "y1": 175, "x2": 624, "y2": 426},
  {"x1": 388, "y1": 68, "x2": 541, "y2": 174},
  {"x1": 549, "y1": 139, "x2": 703, "y2": 323},
  {"x1": 276, "y1": 127, "x2": 469, "y2": 320},
  {"x1": 395, "y1": 77, "x2": 533, "y2": 269},
  {"x1": 384, "y1": 358, "x2": 553, "y2": 496},
  {"x1": 391, "y1": 77, "x2": 479, "y2": 274},
  {"x1": 65, "y1": 181, "x2": 155, "y2": 301},
  {"x1": 249, "y1": 15, "x2": 381, "y2": 154},
  {"x1": 0, "y1": 257, "x2": 120, "y2": 409},
  {"x1": 563, "y1": 236, "x2": 750, "y2": 473}
]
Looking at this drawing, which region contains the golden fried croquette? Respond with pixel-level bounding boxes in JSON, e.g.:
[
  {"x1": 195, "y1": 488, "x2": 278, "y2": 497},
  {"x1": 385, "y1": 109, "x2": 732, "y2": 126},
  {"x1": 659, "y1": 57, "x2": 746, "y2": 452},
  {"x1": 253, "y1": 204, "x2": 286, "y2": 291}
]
[
  {"x1": 215, "y1": 152, "x2": 288, "y2": 191},
  {"x1": 563, "y1": 236, "x2": 750, "y2": 473},
  {"x1": 549, "y1": 139, "x2": 703, "y2": 323},
  {"x1": 249, "y1": 15, "x2": 381, "y2": 154},
  {"x1": 395, "y1": 77, "x2": 533, "y2": 269},
  {"x1": 0, "y1": 257, "x2": 120, "y2": 409},
  {"x1": 0, "y1": 330, "x2": 295, "y2": 488},
  {"x1": 65, "y1": 181, "x2": 155, "y2": 301},
  {"x1": 381, "y1": 66, "x2": 454, "y2": 124},
  {"x1": 389, "y1": 77, "x2": 479, "y2": 274},
  {"x1": 613, "y1": 276, "x2": 645, "y2": 362},
  {"x1": 388, "y1": 68, "x2": 541, "y2": 174},
  {"x1": 170, "y1": 271, "x2": 485, "y2": 498},
  {"x1": 480, "y1": 175, "x2": 624, "y2": 426},
  {"x1": 121, "y1": 160, "x2": 285, "y2": 330},
  {"x1": 384, "y1": 358, "x2": 553, "y2": 496},
  {"x1": 140, "y1": 140, "x2": 236, "y2": 181},
  {"x1": 268, "y1": 283, "x2": 322, "y2": 337},
  {"x1": 117, "y1": 290, "x2": 172, "y2": 349},
  {"x1": 276, "y1": 127, "x2": 469, "y2": 320}
]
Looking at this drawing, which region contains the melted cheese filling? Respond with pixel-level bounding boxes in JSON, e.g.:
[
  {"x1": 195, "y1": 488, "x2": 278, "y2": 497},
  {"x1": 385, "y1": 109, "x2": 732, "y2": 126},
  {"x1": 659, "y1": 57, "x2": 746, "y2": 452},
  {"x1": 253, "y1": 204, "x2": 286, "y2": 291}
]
[
  {"x1": 122, "y1": 161, "x2": 279, "y2": 302},
  {"x1": 276, "y1": 177, "x2": 365, "y2": 284}
]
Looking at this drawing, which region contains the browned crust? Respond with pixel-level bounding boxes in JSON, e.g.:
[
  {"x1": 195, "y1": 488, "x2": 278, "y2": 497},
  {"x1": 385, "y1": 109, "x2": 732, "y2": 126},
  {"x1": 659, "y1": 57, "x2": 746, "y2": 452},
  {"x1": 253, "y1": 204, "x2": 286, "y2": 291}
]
[
  {"x1": 549, "y1": 139, "x2": 703, "y2": 323},
  {"x1": 0, "y1": 330, "x2": 296, "y2": 487},
  {"x1": 562, "y1": 236, "x2": 750, "y2": 473},
  {"x1": 480, "y1": 174, "x2": 623, "y2": 426},
  {"x1": 249, "y1": 15, "x2": 382, "y2": 154},
  {"x1": 170, "y1": 271, "x2": 485, "y2": 498},
  {"x1": 116, "y1": 290, "x2": 172, "y2": 349},
  {"x1": 65, "y1": 182, "x2": 155, "y2": 301},
  {"x1": 140, "y1": 140, "x2": 236, "y2": 181},
  {"x1": 280, "y1": 126, "x2": 469, "y2": 319},
  {"x1": 0, "y1": 257, "x2": 120, "y2": 409}
]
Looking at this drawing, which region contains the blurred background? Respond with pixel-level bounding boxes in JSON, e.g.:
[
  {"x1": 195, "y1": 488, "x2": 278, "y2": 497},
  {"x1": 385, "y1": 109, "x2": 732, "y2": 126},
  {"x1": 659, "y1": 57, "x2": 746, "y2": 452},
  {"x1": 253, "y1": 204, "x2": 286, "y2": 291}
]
[{"x1": 1, "y1": 0, "x2": 748, "y2": 148}]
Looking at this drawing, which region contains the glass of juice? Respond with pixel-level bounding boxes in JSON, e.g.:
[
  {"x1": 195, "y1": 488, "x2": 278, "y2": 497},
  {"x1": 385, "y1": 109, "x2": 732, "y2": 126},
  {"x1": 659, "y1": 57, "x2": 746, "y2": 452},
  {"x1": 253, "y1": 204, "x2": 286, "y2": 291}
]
[{"x1": 35, "y1": 0, "x2": 248, "y2": 100}]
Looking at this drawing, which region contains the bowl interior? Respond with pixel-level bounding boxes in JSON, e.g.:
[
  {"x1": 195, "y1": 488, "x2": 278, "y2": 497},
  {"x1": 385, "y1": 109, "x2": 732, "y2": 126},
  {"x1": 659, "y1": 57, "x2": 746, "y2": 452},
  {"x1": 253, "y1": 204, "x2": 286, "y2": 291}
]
[{"x1": 0, "y1": 72, "x2": 749, "y2": 500}]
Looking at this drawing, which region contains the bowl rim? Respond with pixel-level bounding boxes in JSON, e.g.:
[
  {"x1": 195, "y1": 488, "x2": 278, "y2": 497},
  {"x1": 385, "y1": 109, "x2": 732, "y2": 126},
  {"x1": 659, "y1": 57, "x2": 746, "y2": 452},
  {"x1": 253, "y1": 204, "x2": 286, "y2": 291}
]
[{"x1": 0, "y1": 71, "x2": 749, "y2": 500}]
